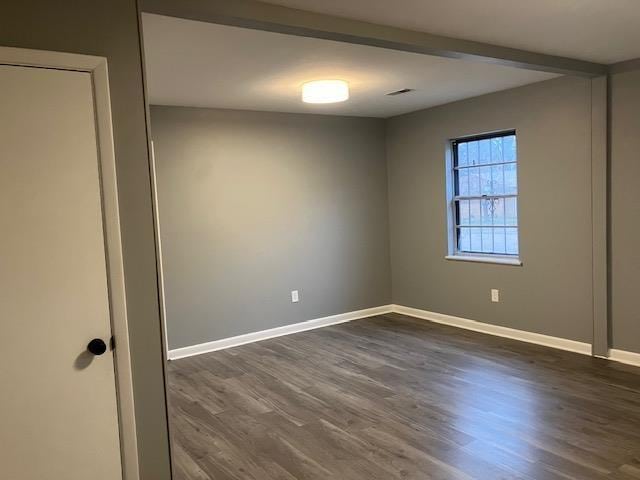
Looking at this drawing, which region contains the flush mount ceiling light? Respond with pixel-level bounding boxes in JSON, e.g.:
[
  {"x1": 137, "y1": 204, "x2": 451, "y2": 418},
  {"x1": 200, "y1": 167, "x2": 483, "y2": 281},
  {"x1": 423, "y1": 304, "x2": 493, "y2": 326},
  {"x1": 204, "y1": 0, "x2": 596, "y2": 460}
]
[{"x1": 302, "y1": 80, "x2": 349, "y2": 104}]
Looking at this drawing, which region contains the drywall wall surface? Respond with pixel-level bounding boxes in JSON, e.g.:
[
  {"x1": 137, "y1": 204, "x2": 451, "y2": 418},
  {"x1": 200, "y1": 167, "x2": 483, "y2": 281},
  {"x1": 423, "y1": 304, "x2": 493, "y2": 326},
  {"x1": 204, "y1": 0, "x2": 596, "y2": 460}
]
[
  {"x1": 151, "y1": 106, "x2": 391, "y2": 349},
  {"x1": 387, "y1": 75, "x2": 593, "y2": 343},
  {"x1": 610, "y1": 68, "x2": 640, "y2": 354}
]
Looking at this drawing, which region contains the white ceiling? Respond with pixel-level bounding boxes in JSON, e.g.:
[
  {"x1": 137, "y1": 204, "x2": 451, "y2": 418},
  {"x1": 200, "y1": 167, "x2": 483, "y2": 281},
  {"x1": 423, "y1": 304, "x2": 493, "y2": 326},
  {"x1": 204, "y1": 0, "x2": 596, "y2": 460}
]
[
  {"x1": 143, "y1": 14, "x2": 557, "y2": 118},
  {"x1": 263, "y1": 0, "x2": 640, "y2": 64}
]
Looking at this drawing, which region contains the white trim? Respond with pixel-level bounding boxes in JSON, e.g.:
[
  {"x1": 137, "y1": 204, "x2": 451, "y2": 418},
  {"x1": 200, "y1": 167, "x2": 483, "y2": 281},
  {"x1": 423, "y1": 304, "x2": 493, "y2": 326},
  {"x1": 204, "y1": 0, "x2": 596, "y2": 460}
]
[
  {"x1": 0, "y1": 47, "x2": 139, "y2": 480},
  {"x1": 0, "y1": 46, "x2": 106, "y2": 71},
  {"x1": 166, "y1": 301, "x2": 640, "y2": 370},
  {"x1": 391, "y1": 305, "x2": 592, "y2": 355},
  {"x1": 444, "y1": 132, "x2": 522, "y2": 263},
  {"x1": 445, "y1": 255, "x2": 522, "y2": 266},
  {"x1": 168, "y1": 305, "x2": 393, "y2": 360},
  {"x1": 91, "y1": 56, "x2": 140, "y2": 480},
  {"x1": 609, "y1": 349, "x2": 640, "y2": 367}
]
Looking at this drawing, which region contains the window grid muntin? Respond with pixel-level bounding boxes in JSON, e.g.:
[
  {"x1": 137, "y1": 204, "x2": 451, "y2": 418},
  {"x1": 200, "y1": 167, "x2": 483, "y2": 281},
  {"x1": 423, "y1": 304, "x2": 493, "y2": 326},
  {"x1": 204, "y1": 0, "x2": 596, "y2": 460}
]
[
  {"x1": 454, "y1": 159, "x2": 516, "y2": 170},
  {"x1": 452, "y1": 131, "x2": 518, "y2": 256}
]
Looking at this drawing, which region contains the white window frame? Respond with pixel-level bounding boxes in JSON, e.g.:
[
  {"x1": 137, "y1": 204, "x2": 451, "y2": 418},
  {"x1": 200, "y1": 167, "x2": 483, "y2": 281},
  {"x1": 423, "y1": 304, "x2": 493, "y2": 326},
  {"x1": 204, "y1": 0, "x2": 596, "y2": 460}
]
[{"x1": 445, "y1": 130, "x2": 522, "y2": 266}]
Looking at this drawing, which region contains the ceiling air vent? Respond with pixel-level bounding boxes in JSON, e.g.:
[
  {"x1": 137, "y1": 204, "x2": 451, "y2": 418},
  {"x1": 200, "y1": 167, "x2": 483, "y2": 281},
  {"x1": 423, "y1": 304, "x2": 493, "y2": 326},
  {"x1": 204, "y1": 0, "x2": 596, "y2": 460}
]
[{"x1": 386, "y1": 88, "x2": 414, "y2": 96}]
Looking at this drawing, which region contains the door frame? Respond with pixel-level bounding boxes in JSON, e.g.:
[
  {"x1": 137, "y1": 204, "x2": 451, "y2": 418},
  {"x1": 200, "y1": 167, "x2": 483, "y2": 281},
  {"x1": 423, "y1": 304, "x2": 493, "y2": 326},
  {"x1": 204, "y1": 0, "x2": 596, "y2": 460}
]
[{"x1": 0, "y1": 46, "x2": 139, "y2": 480}]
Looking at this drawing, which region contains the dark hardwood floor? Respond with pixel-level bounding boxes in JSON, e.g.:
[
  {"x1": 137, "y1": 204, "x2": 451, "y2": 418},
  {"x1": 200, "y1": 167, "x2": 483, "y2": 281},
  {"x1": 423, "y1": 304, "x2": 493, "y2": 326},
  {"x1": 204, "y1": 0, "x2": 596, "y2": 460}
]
[{"x1": 167, "y1": 313, "x2": 640, "y2": 480}]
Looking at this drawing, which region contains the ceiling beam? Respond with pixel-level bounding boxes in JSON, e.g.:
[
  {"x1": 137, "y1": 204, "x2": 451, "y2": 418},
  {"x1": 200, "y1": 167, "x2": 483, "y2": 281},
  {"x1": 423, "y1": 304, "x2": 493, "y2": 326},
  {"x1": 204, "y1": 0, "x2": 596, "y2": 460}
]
[
  {"x1": 609, "y1": 57, "x2": 640, "y2": 75},
  {"x1": 141, "y1": 0, "x2": 607, "y2": 78}
]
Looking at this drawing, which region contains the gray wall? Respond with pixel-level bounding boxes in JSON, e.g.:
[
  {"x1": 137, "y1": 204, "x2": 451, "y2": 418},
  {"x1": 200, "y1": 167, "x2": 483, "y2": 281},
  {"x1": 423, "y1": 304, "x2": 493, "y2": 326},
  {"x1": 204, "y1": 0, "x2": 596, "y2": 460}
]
[
  {"x1": 151, "y1": 106, "x2": 391, "y2": 350},
  {"x1": 611, "y1": 69, "x2": 640, "y2": 354},
  {"x1": 1, "y1": 3, "x2": 171, "y2": 479},
  {"x1": 151, "y1": 73, "x2": 639, "y2": 357},
  {"x1": 387, "y1": 76, "x2": 594, "y2": 343}
]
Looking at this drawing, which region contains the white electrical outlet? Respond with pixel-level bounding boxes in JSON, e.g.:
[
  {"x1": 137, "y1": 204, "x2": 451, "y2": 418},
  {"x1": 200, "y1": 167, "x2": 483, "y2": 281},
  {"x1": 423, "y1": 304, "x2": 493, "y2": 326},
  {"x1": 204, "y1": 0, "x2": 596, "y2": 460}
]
[
  {"x1": 491, "y1": 289, "x2": 500, "y2": 303},
  {"x1": 291, "y1": 290, "x2": 299, "y2": 303}
]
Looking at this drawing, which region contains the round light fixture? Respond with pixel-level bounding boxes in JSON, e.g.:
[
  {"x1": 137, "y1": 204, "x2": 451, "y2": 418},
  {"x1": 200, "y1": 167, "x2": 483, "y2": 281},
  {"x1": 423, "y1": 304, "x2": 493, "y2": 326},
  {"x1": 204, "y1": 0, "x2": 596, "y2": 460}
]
[{"x1": 302, "y1": 80, "x2": 349, "y2": 104}]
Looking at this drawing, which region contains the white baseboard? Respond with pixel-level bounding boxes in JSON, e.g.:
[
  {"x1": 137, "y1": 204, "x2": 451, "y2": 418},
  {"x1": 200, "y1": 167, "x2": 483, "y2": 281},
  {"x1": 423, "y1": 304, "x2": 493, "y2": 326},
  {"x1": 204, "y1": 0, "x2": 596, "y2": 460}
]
[
  {"x1": 391, "y1": 304, "x2": 593, "y2": 356},
  {"x1": 168, "y1": 304, "x2": 393, "y2": 360},
  {"x1": 168, "y1": 302, "x2": 639, "y2": 369},
  {"x1": 608, "y1": 349, "x2": 640, "y2": 367}
]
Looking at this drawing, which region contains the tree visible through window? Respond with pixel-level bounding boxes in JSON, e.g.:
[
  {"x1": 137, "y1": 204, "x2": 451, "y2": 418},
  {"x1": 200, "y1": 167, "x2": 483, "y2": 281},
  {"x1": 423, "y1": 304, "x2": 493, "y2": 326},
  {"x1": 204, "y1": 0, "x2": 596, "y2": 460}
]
[{"x1": 451, "y1": 131, "x2": 519, "y2": 256}]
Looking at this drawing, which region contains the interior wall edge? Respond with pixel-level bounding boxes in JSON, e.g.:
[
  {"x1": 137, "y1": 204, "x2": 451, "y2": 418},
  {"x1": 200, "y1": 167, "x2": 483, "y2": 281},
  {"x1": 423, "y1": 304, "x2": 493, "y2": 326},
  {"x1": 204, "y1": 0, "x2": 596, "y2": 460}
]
[{"x1": 135, "y1": 4, "x2": 175, "y2": 478}]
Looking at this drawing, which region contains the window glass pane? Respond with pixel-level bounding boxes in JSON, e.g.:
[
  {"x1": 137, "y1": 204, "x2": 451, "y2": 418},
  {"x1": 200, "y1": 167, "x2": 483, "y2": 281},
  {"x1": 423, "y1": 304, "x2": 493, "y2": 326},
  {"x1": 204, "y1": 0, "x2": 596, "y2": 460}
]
[
  {"x1": 506, "y1": 228, "x2": 519, "y2": 254},
  {"x1": 491, "y1": 164, "x2": 504, "y2": 195},
  {"x1": 458, "y1": 227, "x2": 471, "y2": 251},
  {"x1": 457, "y1": 168, "x2": 469, "y2": 196},
  {"x1": 490, "y1": 136, "x2": 503, "y2": 163},
  {"x1": 468, "y1": 141, "x2": 479, "y2": 166},
  {"x1": 468, "y1": 166, "x2": 480, "y2": 196},
  {"x1": 480, "y1": 166, "x2": 492, "y2": 195},
  {"x1": 481, "y1": 198, "x2": 493, "y2": 225},
  {"x1": 478, "y1": 139, "x2": 490, "y2": 164},
  {"x1": 469, "y1": 199, "x2": 481, "y2": 226},
  {"x1": 503, "y1": 135, "x2": 517, "y2": 162},
  {"x1": 457, "y1": 142, "x2": 468, "y2": 167},
  {"x1": 470, "y1": 228, "x2": 482, "y2": 252},
  {"x1": 482, "y1": 228, "x2": 494, "y2": 253},
  {"x1": 504, "y1": 163, "x2": 517, "y2": 194},
  {"x1": 505, "y1": 197, "x2": 518, "y2": 226},
  {"x1": 492, "y1": 198, "x2": 505, "y2": 226},
  {"x1": 458, "y1": 200, "x2": 470, "y2": 226},
  {"x1": 493, "y1": 227, "x2": 506, "y2": 254}
]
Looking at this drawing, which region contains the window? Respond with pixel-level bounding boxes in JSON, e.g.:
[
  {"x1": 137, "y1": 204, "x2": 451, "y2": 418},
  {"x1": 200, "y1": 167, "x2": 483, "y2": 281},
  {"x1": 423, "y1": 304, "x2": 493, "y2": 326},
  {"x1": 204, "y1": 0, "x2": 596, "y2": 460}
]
[{"x1": 448, "y1": 131, "x2": 519, "y2": 262}]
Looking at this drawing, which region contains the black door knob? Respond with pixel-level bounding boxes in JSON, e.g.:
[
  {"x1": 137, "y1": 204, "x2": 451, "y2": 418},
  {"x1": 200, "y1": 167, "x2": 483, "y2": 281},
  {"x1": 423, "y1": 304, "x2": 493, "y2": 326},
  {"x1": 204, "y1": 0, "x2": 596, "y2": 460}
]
[{"x1": 87, "y1": 338, "x2": 108, "y2": 356}]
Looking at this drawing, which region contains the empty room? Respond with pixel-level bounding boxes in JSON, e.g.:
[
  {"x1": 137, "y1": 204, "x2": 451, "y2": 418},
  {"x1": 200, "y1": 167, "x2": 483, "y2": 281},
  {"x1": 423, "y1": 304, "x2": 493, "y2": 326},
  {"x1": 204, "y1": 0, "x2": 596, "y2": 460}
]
[{"x1": 2, "y1": 1, "x2": 640, "y2": 480}]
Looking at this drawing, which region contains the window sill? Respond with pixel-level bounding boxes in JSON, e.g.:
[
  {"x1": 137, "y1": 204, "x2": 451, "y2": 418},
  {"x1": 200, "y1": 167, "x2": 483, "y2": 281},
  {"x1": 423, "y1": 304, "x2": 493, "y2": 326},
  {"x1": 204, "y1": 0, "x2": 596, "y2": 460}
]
[{"x1": 445, "y1": 255, "x2": 522, "y2": 266}]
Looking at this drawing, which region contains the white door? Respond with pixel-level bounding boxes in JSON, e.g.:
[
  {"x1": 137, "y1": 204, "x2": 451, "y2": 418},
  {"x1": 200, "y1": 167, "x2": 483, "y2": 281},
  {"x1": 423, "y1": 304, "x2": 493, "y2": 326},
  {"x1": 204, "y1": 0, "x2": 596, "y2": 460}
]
[{"x1": 0, "y1": 64, "x2": 123, "y2": 479}]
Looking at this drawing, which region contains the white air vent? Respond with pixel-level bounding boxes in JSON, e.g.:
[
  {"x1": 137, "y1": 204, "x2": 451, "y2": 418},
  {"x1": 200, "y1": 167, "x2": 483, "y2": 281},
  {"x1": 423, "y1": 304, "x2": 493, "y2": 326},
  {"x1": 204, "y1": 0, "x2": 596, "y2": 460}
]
[{"x1": 386, "y1": 88, "x2": 414, "y2": 96}]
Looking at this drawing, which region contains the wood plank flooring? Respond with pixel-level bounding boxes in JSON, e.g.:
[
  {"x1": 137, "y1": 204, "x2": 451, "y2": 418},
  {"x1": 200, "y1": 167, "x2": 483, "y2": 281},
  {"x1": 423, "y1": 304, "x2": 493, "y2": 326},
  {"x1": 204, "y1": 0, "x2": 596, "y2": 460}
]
[{"x1": 167, "y1": 313, "x2": 640, "y2": 480}]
